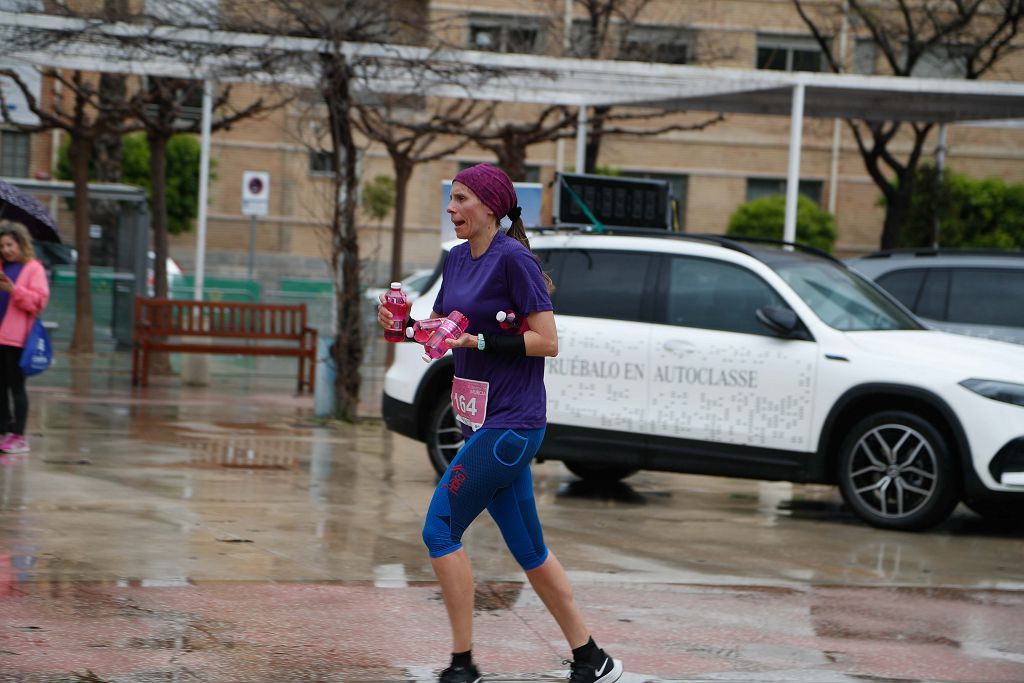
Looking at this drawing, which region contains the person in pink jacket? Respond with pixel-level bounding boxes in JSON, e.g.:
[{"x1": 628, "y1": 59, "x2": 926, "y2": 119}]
[{"x1": 0, "y1": 221, "x2": 50, "y2": 454}]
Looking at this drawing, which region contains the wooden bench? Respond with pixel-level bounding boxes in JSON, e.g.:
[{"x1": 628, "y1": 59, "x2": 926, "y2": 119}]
[{"x1": 132, "y1": 297, "x2": 317, "y2": 393}]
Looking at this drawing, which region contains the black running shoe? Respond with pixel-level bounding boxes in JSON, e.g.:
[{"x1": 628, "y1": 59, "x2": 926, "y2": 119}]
[
  {"x1": 566, "y1": 649, "x2": 623, "y2": 683},
  {"x1": 438, "y1": 663, "x2": 482, "y2": 683}
]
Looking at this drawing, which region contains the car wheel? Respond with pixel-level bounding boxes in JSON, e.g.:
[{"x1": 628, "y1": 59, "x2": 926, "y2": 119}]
[
  {"x1": 426, "y1": 394, "x2": 463, "y2": 476},
  {"x1": 564, "y1": 461, "x2": 638, "y2": 482},
  {"x1": 838, "y1": 411, "x2": 960, "y2": 531}
]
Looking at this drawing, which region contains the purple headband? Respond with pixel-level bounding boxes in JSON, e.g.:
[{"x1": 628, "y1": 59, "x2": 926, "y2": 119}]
[{"x1": 453, "y1": 163, "x2": 518, "y2": 220}]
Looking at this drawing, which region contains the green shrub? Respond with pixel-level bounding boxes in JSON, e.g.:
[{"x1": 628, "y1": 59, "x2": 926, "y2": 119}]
[
  {"x1": 727, "y1": 194, "x2": 837, "y2": 253},
  {"x1": 899, "y1": 164, "x2": 1024, "y2": 249}
]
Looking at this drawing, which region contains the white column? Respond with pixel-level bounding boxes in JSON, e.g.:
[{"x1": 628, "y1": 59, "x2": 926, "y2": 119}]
[
  {"x1": 827, "y1": 0, "x2": 850, "y2": 216},
  {"x1": 575, "y1": 104, "x2": 587, "y2": 173},
  {"x1": 193, "y1": 77, "x2": 214, "y2": 300},
  {"x1": 932, "y1": 123, "x2": 948, "y2": 248},
  {"x1": 783, "y1": 82, "x2": 806, "y2": 245},
  {"x1": 183, "y1": 78, "x2": 214, "y2": 386},
  {"x1": 555, "y1": 0, "x2": 572, "y2": 174}
]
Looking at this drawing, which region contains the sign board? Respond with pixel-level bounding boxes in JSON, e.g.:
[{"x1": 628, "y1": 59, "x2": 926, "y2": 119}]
[
  {"x1": 555, "y1": 172, "x2": 672, "y2": 231},
  {"x1": 0, "y1": 60, "x2": 42, "y2": 127},
  {"x1": 241, "y1": 171, "x2": 270, "y2": 216},
  {"x1": 441, "y1": 181, "x2": 543, "y2": 243}
]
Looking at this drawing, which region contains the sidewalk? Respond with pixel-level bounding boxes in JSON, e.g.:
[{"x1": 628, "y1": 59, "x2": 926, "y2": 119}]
[{"x1": 1, "y1": 349, "x2": 1022, "y2": 683}]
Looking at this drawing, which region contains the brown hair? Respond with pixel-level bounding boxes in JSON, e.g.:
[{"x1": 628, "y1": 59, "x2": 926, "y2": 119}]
[
  {"x1": 0, "y1": 221, "x2": 35, "y2": 263},
  {"x1": 506, "y1": 217, "x2": 554, "y2": 294}
]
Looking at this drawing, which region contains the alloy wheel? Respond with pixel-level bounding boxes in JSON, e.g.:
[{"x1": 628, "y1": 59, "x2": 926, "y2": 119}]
[{"x1": 846, "y1": 423, "x2": 939, "y2": 520}]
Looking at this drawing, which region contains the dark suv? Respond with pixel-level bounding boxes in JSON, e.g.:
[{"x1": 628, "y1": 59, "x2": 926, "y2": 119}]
[{"x1": 846, "y1": 249, "x2": 1024, "y2": 345}]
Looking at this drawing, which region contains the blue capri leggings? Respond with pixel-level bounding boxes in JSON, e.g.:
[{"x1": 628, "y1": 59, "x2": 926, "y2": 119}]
[{"x1": 422, "y1": 427, "x2": 548, "y2": 571}]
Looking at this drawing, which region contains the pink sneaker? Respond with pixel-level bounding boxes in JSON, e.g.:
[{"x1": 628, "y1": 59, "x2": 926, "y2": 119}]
[{"x1": 1, "y1": 435, "x2": 28, "y2": 454}]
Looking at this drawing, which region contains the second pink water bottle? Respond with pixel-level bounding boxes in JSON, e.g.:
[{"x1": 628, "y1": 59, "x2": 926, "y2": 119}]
[
  {"x1": 408, "y1": 318, "x2": 445, "y2": 343},
  {"x1": 422, "y1": 311, "x2": 469, "y2": 362}
]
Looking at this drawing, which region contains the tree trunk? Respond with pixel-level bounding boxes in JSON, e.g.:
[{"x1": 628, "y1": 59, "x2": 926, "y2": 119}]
[
  {"x1": 324, "y1": 53, "x2": 364, "y2": 421},
  {"x1": 881, "y1": 174, "x2": 913, "y2": 250},
  {"x1": 149, "y1": 132, "x2": 170, "y2": 300},
  {"x1": 497, "y1": 134, "x2": 528, "y2": 181},
  {"x1": 584, "y1": 106, "x2": 610, "y2": 172},
  {"x1": 384, "y1": 156, "x2": 413, "y2": 368},
  {"x1": 388, "y1": 157, "x2": 412, "y2": 284},
  {"x1": 148, "y1": 131, "x2": 173, "y2": 374},
  {"x1": 70, "y1": 136, "x2": 94, "y2": 354}
]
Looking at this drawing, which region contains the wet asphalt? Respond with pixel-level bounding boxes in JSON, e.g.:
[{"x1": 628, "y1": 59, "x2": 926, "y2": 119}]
[{"x1": 0, "y1": 351, "x2": 1022, "y2": 683}]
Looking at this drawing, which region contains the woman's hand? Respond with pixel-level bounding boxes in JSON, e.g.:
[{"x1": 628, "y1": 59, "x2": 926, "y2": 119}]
[
  {"x1": 0, "y1": 273, "x2": 13, "y2": 294},
  {"x1": 445, "y1": 333, "x2": 478, "y2": 349},
  {"x1": 376, "y1": 294, "x2": 392, "y2": 330}
]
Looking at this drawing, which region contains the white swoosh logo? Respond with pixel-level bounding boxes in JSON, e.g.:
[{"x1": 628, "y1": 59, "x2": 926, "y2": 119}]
[{"x1": 595, "y1": 658, "x2": 609, "y2": 677}]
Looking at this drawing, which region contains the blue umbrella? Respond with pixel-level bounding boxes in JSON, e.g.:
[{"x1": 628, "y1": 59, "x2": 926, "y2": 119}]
[{"x1": 0, "y1": 179, "x2": 62, "y2": 243}]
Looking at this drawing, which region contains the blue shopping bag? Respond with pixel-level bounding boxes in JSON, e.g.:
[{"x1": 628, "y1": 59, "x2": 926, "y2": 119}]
[{"x1": 19, "y1": 319, "x2": 53, "y2": 376}]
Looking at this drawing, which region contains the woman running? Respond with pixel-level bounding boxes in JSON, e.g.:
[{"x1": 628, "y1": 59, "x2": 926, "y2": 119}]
[{"x1": 379, "y1": 163, "x2": 622, "y2": 683}]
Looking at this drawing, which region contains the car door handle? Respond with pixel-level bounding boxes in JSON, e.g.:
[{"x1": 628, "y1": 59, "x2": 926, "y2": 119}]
[{"x1": 663, "y1": 339, "x2": 695, "y2": 355}]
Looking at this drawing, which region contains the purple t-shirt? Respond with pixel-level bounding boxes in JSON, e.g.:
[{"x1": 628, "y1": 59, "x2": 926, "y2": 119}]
[{"x1": 433, "y1": 231, "x2": 553, "y2": 433}]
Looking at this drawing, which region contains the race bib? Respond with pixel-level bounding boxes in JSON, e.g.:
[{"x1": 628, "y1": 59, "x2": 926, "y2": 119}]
[{"x1": 451, "y1": 376, "x2": 489, "y2": 431}]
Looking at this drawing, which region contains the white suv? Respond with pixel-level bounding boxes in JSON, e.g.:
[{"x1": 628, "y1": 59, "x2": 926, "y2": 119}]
[{"x1": 382, "y1": 231, "x2": 1024, "y2": 531}]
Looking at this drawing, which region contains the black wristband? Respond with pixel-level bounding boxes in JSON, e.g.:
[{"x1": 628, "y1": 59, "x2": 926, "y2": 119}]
[{"x1": 482, "y1": 333, "x2": 526, "y2": 356}]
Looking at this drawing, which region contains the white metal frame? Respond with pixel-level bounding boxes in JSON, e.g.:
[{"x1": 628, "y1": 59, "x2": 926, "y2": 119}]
[{"x1": 3, "y1": 10, "x2": 1024, "y2": 291}]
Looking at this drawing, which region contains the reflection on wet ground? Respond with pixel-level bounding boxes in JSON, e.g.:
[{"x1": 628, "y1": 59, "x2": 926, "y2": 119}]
[{"x1": 0, "y1": 352, "x2": 1022, "y2": 682}]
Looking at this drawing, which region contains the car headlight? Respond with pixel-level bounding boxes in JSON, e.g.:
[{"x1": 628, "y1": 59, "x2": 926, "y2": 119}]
[{"x1": 959, "y1": 379, "x2": 1024, "y2": 408}]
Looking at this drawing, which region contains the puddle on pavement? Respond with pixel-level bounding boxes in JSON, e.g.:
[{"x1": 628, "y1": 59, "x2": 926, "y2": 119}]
[
  {"x1": 179, "y1": 439, "x2": 301, "y2": 470},
  {"x1": 426, "y1": 582, "x2": 523, "y2": 613}
]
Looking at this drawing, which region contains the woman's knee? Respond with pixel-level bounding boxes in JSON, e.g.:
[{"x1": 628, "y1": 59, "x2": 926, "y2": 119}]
[{"x1": 422, "y1": 516, "x2": 461, "y2": 558}]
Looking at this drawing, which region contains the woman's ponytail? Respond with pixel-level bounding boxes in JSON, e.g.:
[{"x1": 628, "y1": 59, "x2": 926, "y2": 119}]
[{"x1": 507, "y1": 216, "x2": 554, "y2": 294}]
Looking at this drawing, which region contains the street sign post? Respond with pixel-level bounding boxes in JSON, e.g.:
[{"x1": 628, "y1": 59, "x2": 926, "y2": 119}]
[{"x1": 241, "y1": 171, "x2": 270, "y2": 279}]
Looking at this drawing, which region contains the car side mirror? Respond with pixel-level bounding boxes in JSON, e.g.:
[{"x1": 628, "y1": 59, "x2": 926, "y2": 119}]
[{"x1": 756, "y1": 306, "x2": 808, "y2": 340}]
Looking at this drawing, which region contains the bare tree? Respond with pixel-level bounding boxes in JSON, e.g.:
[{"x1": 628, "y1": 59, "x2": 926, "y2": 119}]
[
  {"x1": 0, "y1": 67, "x2": 142, "y2": 353},
  {"x1": 537, "y1": 0, "x2": 725, "y2": 171},
  {"x1": 135, "y1": 78, "x2": 281, "y2": 301},
  {"x1": 224, "y1": 0, "x2": 438, "y2": 420},
  {"x1": 353, "y1": 95, "x2": 487, "y2": 285},
  {"x1": 794, "y1": 0, "x2": 1024, "y2": 249}
]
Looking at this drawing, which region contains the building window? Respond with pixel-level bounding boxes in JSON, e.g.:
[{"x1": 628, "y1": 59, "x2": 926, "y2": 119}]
[
  {"x1": 746, "y1": 178, "x2": 823, "y2": 205},
  {"x1": 853, "y1": 38, "x2": 876, "y2": 75},
  {"x1": 757, "y1": 35, "x2": 824, "y2": 72},
  {"x1": 909, "y1": 45, "x2": 969, "y2": 79},
  {"x1": 469, "y1": 15, "x2": 542, "y2": 54},
  {"x1": 309, "y1": 150, "x2": 335, "y2": 176},
  {"x1": 0, "y1": 131, "x2": 30, "y2": 178},
  {"x1": 144, "y1": 77, "x2": 204, "y2": 126},
  {"x1": 620, "y1": 26, "x2": 692, "y2": 64}
]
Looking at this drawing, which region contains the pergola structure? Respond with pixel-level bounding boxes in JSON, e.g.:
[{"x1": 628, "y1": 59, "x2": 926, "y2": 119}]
[{"x1": 3, "y1": 9, "x2": 1024, "y2": 295}]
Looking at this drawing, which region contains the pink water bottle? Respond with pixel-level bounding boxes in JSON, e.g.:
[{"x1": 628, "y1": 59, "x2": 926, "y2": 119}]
[
  {"x1": 422, "y1": 311, "x2": 469, "y2": 362},
  {"x1": 408, "y1": 317, "x2": 445, "y2": 343},
  {"x1": 496, "y1": 310, "x2": 520, "y2": 330},
  {"x1": 496, "y1": 309, "x2": 529, "y2": 333},
  {"x1": 383, "y1": 283, "x2": 410, "y2": 343}
]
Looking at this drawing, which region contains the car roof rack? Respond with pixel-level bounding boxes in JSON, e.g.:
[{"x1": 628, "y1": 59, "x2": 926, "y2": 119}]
[
  {"x1": 688, "y1": 234, "x2": 842, "y2": 265},
  {"x1": 528, "y1": 225, "x2": 840, "y2": 264},
  {"x1": 860, "y1": 247, "x2": 1024, "y2": 259},
  {"x1": 529, "y1": 225, "x2": 756, "y2": 256}
]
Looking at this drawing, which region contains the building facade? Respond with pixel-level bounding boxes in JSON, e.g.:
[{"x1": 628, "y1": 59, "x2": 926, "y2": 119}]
[{"x1": 2, "y1": 0, "x2": 1023, "y2": 287}]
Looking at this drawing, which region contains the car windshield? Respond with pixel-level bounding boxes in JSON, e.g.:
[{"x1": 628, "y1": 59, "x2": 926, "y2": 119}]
[{"x1": 775, "y1": 260, "x2": 923, "y2": 331}]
